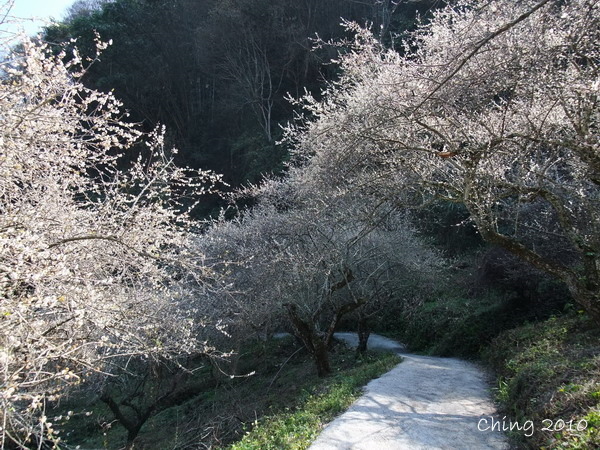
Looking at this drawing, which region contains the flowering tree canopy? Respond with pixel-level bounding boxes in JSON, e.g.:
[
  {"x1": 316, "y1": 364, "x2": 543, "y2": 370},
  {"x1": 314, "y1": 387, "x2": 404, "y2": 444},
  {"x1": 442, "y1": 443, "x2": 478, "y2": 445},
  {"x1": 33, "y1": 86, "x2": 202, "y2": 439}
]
[
  {"x1": 285, "y1": 0, "x2": 600, "y2": 322},
  {"x1": 201, "y1": 173, "x2": 444, "y2": 376},
  {"x1": 0, "y1": 34, "x2": 224, "y2": 447}
]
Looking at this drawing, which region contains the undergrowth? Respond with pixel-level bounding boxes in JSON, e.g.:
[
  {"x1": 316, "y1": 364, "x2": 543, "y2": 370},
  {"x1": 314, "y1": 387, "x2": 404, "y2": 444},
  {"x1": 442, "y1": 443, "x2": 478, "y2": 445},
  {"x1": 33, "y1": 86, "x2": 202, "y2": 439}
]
[
  {"x1": 227, "y1": 351, "x2": 401, "y2": 450},
  {"x1": 53, "y1": 336, "x2": 400, "y2": 449},
  {"x1": 382, "y1": 293, "x2": 517, "y2": 357},
  {"x1": 483, "y1": 311, "x2": 600, "y2": 449}
]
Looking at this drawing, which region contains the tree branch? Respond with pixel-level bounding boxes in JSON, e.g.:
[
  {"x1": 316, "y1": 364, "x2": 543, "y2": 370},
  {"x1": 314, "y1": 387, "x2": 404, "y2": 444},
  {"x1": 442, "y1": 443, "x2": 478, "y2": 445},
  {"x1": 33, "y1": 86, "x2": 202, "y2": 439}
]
[{"x1": 413, "y1": 0, "x2": 553, "y2": 113}]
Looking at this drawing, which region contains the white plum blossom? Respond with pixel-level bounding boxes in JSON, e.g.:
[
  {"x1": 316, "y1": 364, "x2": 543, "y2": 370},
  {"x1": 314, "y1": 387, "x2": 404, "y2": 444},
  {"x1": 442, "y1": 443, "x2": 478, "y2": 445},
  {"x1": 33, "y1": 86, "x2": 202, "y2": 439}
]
[
  {"x1": 284, "y1": 0, "x2": 600, "y2": 322},
  {"x1": 0, "y1": 31, "x2": 223, "y2": 449}
]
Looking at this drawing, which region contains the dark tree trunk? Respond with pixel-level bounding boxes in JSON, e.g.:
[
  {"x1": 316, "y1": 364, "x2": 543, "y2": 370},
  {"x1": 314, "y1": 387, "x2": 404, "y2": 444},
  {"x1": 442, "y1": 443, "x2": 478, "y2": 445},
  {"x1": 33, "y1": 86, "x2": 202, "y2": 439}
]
[
  {"x1": 100, "y1": 393, "x2": 145, "y2": 449},
  {"x1": 285, "y1": 297, "x2": 368, "y2": 377},
  {"x1": 313, "y1": 339, "x2": 332, "y2": 377},
  {"x1": 285, "y1": 303, "x2": 332, "y2": 377},
  {"x1": 125, "y1": 428, "x2": 143, "y2": 450},
  {"x1": 100, "y1": 375, "x2": 213, "y2": 448},
  {"x1": 572, "y1": 251, "x2": 600, "y2": 324},
  {"x1": 567, "y1": 280, "x2": 600, "y2": 325},
  {"x1": 357, "y1": 315, "x2": 370, "y2": 354},
  {"x1": 284, "y1": 267, "x2": 370, "y2": 376}
]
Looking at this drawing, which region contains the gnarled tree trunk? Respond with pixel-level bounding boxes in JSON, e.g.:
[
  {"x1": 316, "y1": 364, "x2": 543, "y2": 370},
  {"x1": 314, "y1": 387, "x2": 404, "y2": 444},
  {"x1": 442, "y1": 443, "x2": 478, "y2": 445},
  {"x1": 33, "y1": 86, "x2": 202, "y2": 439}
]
[
  {"x1": 285, "y1": 297, "x2": 367, "y2": 377},
  {"x1": 356, "y1": 314, "x2": 370, "y2": 355},
  {"x1": 285, "y1": 303, "x2": 332, "y2": 377}
]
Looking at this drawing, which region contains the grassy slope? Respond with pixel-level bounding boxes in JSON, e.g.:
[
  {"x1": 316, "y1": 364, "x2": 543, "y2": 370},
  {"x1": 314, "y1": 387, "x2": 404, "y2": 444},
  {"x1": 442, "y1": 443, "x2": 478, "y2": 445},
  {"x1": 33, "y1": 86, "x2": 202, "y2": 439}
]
[
  {"x1": 483, "y1": 312, "x2": 600, "y2": 449},
  {"x1": 381, "y1": 292, "x2": 519, "y2": 357},
  {"x1": 54, "y1": 336, "x2": 400, "y2": 449},
  {"x1": 228, "y1": 351, "x2": 401, "y2": 450}
]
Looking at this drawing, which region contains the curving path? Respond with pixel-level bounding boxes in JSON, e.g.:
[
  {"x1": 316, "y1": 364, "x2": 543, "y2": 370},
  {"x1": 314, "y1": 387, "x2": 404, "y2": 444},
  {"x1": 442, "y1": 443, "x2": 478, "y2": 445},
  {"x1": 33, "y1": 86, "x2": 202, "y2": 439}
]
[{"x1": 309, "y1": 333, "x2": 509, "y2": 449}]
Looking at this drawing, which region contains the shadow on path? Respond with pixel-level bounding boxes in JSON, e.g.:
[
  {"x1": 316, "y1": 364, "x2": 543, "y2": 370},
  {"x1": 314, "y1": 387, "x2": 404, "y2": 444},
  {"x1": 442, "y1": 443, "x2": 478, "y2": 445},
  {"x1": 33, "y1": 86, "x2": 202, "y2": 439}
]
[{"x1": 309, "y1": 333, "x2": 509, "y2": 450}]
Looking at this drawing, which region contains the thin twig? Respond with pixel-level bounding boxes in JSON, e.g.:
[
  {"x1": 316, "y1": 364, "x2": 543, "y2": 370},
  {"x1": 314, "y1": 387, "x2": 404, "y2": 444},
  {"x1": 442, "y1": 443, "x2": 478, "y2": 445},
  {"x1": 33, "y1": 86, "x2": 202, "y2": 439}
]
[
  {"x1": 267, "y1": 346, "x2": 304, "y2": 390},
  {"x1": 413, "y1": 0, "x2": 553, "y2": 114}
]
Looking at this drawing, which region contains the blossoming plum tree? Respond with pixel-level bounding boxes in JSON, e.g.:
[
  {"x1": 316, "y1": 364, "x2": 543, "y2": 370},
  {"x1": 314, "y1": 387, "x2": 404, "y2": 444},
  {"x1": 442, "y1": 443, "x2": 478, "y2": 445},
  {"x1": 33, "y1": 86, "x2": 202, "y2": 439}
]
[
  {"x1": 285, "y1": 0, "x2": 600, "y2": 323},
  {"x1": 0, "y1": 33, "x2": 223, "y2": 448},
  {"x1": 202, "y1": 175, "x2": 444, "y2": 376}
]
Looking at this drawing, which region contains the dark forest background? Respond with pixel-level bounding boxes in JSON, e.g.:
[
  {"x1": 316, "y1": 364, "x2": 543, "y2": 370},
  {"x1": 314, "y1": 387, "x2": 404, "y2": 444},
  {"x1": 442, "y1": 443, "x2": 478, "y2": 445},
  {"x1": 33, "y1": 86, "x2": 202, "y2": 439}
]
[{"x1": 44, "y1": 0, "x2": 439, "y2": 215}]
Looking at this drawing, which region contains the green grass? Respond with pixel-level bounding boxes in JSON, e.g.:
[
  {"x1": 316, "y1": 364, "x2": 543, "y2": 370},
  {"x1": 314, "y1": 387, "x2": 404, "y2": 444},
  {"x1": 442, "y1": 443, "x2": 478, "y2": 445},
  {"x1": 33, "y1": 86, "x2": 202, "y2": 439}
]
[
  {"x1": 227, "y1": 351, "x2": 401, "y2": 450},
  {"x1": 483, "y1": 310, "x2": 600, "y2": 449}
]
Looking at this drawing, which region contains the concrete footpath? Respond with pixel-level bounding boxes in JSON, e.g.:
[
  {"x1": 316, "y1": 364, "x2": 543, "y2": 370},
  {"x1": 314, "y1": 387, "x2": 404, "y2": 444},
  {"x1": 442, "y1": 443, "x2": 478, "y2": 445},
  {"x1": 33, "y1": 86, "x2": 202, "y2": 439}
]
[{"x1": 309, "y1": 333, "x2": 509, "y2": 449}]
